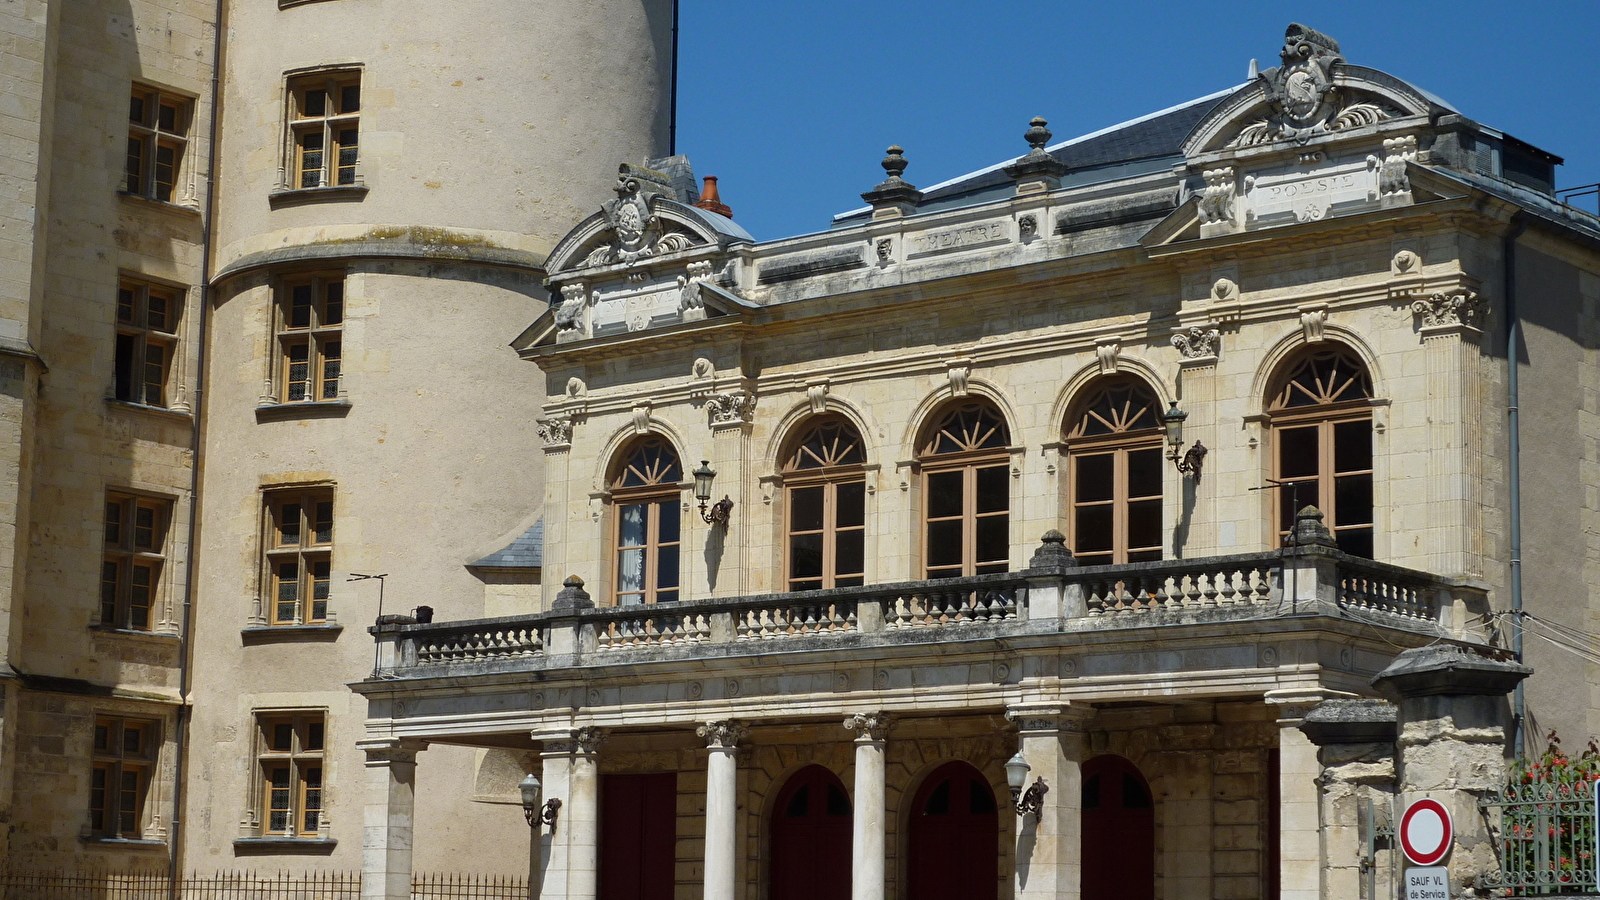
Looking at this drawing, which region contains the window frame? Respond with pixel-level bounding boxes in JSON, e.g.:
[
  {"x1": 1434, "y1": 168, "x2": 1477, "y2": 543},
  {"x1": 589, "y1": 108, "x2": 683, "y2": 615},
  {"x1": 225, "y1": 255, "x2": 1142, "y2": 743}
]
[
  {"x1": 113, "y1": 278, "x2": 184, "y2": 408},
  {"x1": 1062, "y1": 379, "x2": 1167, "y2": 566},
  {"x1": 125, "y1": 85, "x2": 191, "y2": 203},
  {"x1": 285, "y1": 70, "x2": 361, "y2": 190},
  {"x1": 100, "y1": 492, "x2": 171, "y2": 632},
  {"x1": 275, "y1": 276, "x2": 344, "y2": 404},
  {"x1": 1265, "y1": 348, "x2": 1377, "y2": 556},
  {"x1": 917, "y1": 401, "x2": 1012, "y2": 580},
  {"x1": 608, "y1": 437, "x2": 684, "y2": 606},
  {"x1": 780, "y1": 417, "x2": 868, "y2": 591},
  {"x1": 254, "y1": 711, "x2": 327, "y2": 839},
  {"x1": 90, "y1": 716, "x2": 157, "y2": 839},
  {"x1": 263, "y1": 488, "x2": 335, "y2": 626}
]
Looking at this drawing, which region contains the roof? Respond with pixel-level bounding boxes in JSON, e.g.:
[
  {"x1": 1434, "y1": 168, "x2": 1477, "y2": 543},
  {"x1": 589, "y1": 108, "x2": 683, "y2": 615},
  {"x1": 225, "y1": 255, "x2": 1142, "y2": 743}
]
[{"x1": 468, "y1": 519, "x2": 543, "y2": 569}]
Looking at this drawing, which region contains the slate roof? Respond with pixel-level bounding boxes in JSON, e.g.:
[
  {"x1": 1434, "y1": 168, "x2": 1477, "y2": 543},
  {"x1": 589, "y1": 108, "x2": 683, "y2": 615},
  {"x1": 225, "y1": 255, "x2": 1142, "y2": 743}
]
[
  {"x1": 468, "y1": 519, "x2": 543, "y2": 569},
  {"x1": 832, "y1": 86, "x2": 1240, "y2": 226}
]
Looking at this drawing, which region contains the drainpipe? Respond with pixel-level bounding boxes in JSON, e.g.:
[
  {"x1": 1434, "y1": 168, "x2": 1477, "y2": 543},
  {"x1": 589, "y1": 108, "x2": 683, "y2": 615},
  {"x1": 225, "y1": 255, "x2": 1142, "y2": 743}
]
[
  {"x1": 668, "y1": 0, "x2": 679, "y2": 156},
  {"x1": 169, "y1": 0, "x2": 225, "y2": 889},
  {"x1": 1505, "y1": 212, "x2": 1527, "y2": 756}
]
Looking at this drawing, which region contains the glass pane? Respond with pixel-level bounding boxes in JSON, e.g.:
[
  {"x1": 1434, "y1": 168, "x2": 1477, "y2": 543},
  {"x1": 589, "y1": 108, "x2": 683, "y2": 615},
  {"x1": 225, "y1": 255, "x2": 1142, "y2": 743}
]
[
  {"x1": 1127, "y1": 498, "x2": 1162, "y2": 553},
  {"x1": 975, "y1": 514, "x2": 1008, "y2": 565},
  {"x1": 310, "y1": 561, "x2": 330, "y2": 621},
  {"x1": 114, "y1": 333, "x2": 135, "y2": 401},
  {"x1": 789, "y1": 486, "x2": 824, "y2": 533},
  {"x1": 790, "y1": 533, "x2": 823, "y2": 580},
  {"x1": 298, "y1": 133, "x2": 323, "y2": 188},
  {"x1": 105, "y1": 502, "x2": 122, "y2": 545},
  {"x1": 835, "y1": 530, "x2": 864, "y2": 579},
  {"x1": 122, "y1": 724, "x2": 142, "y2": 755},
  {"x1": 268, "y1": 765, "x2": 291, "y2": 833},
  {"x1": 657, "y1": 499, "x2": 680, "y2": 545},
  {"x1": 302, "y1": 89, "x2": 327, "y2": 117},
  {"x1": 117, "y1": 288, "x2": 135, "y2": 324},
  {"x1": 278, "y1": 503, "x2": 301, "y2": 545},
  {"x1": 323, "y1": 281, "x2": 344, "y2": 325},
  {"x1": 157, "y1": 102, "x2": 177, "y2": 131},
  {"x1": 616, "y1": 548, "x2": 644, "y2": 594},
  {"x1": 90, "y1": 767, "x2": 107, "y2": 830},
  {"x1": 926, "y1": 470, "x2": 963, "y2": 519},
  {"x1": 129, "y1": 95, "x2": 145, "y2": 123},
  {"x1": 146, "y1": 293, "x2": 168, "y2": 331},
  {"x1": 307, "y1": 721, "x2": 324, "y2": 751},
  {"x1": 153, "y1": 144, "x2": 176, "y2": 202},
  {"x1": 289, "y1": 285, "x2": 314, "y2": 328},
  {"x1": 336, "y1": 129, "x2": 358, "y2": 185},
  {"x1": 1074, "y1": 453, "x2": 1114, "y2": 503},
  {"x1": 1279, "y1": 479, "x2": 1320, "y2": 535},
  {"x1": 926, "y1": 520, "x2": 963, "y2": 568},
  {"x1": 339, "y1": 84, "x2": 360, "y2": 113},
  {"x1": 617, "y1": 504, "x2": 646, "y2": 547},
  {"x1": 321, "y1": 343, "x2": 341, "y2": 400},
  {"x1": 125, "y1": 138, "x2": 143, "y2": 193},
  {"x1": 134, "y1": 505, "x2": 155, "y2": 549},
  {"x1": 1075, "y1": 505, "x2": 1113, "y2": 554},
  {"x1": 271, "y1": 723, "x2": 293, "y2": 751},
  {"x1": 1336, "y1": 527, "x2": 1374, "y2": 559},
  {"x1": 1277, "y1": 426, "x2": 1319, "y2": 479},
  {"x1": 655, "y1": 589, "x2": 678, "y2": 604},
  {"x1": 100, "y1": 562, "x2": 118, "y2": 625},
  {"x1": 656, "y1": 545, "x2": 679, "y2": 591},
  {"x1": 142, "y1": 342, "x2": 165, "y2": 406},
  {"x1": 314, "y1": 502, "x2": 333, "y2": 544},
  {"x1": 1334, "y1": 473, "x2": 1373, "y2": 527},
  {"x1": 1333, "y1": 419, "x2": 1372, "y2": 473},
  {"x1": 95, "y1": 724, "x2": 110, "y2": 752},
  {"x1": 276, "y1": 563, "x2": 299, "y2": 622},
  {"x1": 835, "y1": 480, "x2": 865, "y2": 528},
  {"x1": 129, "y1": 565, "x2": 151, "y2": 630},
  {"x1": 1127, "y1": 448, "x2": 1163, "y2": 499},
  {"x1": 975, "y1": 465, "x2": 1008, "y2": 514}
]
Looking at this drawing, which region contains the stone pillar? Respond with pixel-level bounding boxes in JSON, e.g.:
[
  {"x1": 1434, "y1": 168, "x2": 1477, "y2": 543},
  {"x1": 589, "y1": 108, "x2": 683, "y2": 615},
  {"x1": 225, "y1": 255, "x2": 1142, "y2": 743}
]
[
  {"x1": 1278, "y1": 510, "x2": 1341, "y2": 615},
  {"x1": 537, "y1": 727, "x2": 606, "y2": 900},
  {"x1": 844, "y1": 713, "x2": 892, "y2": 900},
  {"x1": 698, "y1": 719, "x2": 748, "y2": 900},
  {"x1": 705, "y1": 390, "x2": 754, "y2": 596},
  {"x1": 1005, "y1": 703, "x2": 1094, "y2": 900},
  {"x1": 1265, "y1": 688, "x2": 1335, "y2": 900},
  {"x1": 1300, "y1": 698, "x2": 1399, "y2": 900},
  {"x1": 1373, "y1": 644, "x2": 1530, "y2": 894},
  {"x1": 359, "y1": 739, "x2": 426, "y2": 900}
]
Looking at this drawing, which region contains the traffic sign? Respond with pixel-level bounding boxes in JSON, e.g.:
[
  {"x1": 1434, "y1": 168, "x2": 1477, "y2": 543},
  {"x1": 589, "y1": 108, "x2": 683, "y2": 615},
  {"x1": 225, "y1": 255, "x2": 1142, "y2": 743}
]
[
  {"x1": 1405, "y1": 866, "x2": 1450, "y2": 900},
  {"x1": 1400, "y1": 798, "x2": 1453, "y2": 866}
]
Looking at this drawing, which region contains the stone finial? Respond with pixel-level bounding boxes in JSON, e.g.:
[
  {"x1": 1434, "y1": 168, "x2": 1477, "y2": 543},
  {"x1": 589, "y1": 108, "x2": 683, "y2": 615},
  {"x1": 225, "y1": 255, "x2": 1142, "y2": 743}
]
[
  {"x1": 551, "y1": 575, "x2": 593, "y2": 612},
  {"x1": 1025, "y1": 117, "x2": 1051, "y2": 150},
  {"x1": 1290, "y1": 505, "x2": 1338, "y2": 548},
  {"x1": 1004, "y1": 117, "x2": 1068, "y2": 194},
  {"x1": 1371, "y1": 644, "x2": 1531, "y2": 700},
  {"x1": 1028, "y1": 529, "x2": 1078, "y2": 570},
  {"x1": 693, "y1": 175, "x2": 733, "y2": 219},
  {"x1": 860, "y1": 146, "x2": 924, "y2": 220}
]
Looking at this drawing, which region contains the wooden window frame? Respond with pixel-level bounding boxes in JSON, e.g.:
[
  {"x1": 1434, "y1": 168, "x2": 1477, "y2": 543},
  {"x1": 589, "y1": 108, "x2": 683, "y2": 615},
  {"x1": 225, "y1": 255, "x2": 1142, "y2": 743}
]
[
  {"x1": 1063, "y1": 379, "x2": 1166, "y2": 565},
  {"x1": 255, "y1": 711, "x2": 326, "y2": 838},
  {"x1": 1266, "y1": 348, "x2": 1376, "y2": 556},
  {"x1": 125, "y1": 85, "x2": 190, "y2": 203},
  {"x1": 101, "y1": 492, "x2": 170, "y2": 632},
  {"x1": 90, "y1": 716, "x2": 156, "y2": 839},
  {"x1": 608, "y1": 438, "x2": 683, "y2": 606},
  {"x1": 286, "y1": 71, "x2": 361, "y2": 189},
  {"x1": 781, "y1": 417, "x2": 867, "y2": 591},
  {"x1": 276, "y1": 276, "x2": 344, "y2": 404},
  {"x1": 918, "y1": 402, "x2": 1011, "y2": 580},
  {"x1": 264, "y1": 488, "x2": 334, "y2": 625},
  {"x1": 114, "y1": 279, "x2": 183, "y2": 408}
]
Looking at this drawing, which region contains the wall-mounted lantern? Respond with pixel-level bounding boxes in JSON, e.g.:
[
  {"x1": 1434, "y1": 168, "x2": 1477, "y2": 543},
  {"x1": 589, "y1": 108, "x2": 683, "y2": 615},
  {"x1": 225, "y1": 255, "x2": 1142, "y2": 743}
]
[
  {"x1": 1004, "y1": 751, "x2": 1049, "y2": 819},
  {"x1": 1161, "y1": 402, "x2": 1207, "y2": 480},
  {"x1": 519, "y1": 773, "x2": 561, "y2": 832},
  {"x1": 692, "y1": 460, "x2": 734, "y2": 526}
]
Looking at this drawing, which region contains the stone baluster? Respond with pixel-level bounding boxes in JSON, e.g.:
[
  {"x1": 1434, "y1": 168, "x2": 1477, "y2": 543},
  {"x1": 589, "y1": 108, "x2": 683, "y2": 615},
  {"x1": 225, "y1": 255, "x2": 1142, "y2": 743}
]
[
  {"x1": 698, "y1": 720, "x2": 749, "y2": 900},
  {"x1": 844, "y1": 713, "x2": 892, "y2": 900},
  {"x1": 1005, "y1": 703, "x2": 1095, "y2": 900},
  {"x1": 537, "y1": 727, "x2": 606, "y2": 900},
  {"x1": 359, "y1": 738, "x2": 426, "y2": 900}
]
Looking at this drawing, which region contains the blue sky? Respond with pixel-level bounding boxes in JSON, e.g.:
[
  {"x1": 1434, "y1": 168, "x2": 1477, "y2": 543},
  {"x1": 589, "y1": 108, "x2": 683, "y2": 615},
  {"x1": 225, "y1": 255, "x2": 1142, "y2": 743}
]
[{"x1": 674, "y1": 2, "x2": 1600, "y2": 241}]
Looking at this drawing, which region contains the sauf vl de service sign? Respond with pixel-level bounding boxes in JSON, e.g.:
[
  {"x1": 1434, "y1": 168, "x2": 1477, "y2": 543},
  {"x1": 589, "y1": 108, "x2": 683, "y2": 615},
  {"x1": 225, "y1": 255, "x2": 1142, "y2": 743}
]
[{"x1": 1405, "y1": 866, "x2": 1450, "y2": 900}]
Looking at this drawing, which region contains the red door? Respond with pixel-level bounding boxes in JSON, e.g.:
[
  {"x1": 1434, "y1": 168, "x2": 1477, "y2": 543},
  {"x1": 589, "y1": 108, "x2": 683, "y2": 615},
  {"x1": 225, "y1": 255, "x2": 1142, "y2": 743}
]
[
  {"x1": 1081, "y1": 755, "x2": 1154, "y2": 900},
  {"x1": 770, "y1": 765, "x2": 852, "y2": 900},
  {"x1": 599, "y1": 773, "x2": 676, "y2": 900},
  {"x1": 907, "y1": 762, "x2": 999, "y2": 900}
]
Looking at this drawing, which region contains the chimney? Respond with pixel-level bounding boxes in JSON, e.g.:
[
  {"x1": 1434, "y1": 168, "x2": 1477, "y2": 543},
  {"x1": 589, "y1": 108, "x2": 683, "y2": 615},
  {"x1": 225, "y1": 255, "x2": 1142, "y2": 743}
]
[{"x1": 693, "y1": 175, "x2": 733, "y2": 218}]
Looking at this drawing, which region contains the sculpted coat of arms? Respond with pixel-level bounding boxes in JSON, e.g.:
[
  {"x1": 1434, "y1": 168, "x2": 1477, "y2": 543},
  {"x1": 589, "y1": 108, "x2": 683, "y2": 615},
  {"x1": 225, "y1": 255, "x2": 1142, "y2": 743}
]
[{"x1": 1229, "y1": 24, "x2": 1396, "y2": 148}]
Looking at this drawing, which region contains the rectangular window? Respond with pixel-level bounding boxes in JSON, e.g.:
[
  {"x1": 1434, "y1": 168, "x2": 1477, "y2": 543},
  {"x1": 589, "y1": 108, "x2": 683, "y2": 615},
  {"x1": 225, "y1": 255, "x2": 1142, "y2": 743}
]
[
  {"x1": 102, "y1": 493, "x2": 170, "y2": 632},
  {"x1": 265, "y1": 489, "x2": 334, "y2": 625},
  {"x1": 277, "y1": 277, "x2": 343, "y2": 403},
  {"x1": 256, "y1": 712, "x2": 326, "y2": 837},
  {"x1": 91, "y1": 717, "x2": 155, "y2": 838},
  {"x1": 786, "y1": 480, "x2": 865, "y2": 591},
  {"x1": 126, "y1": 86, "x2": 189, "y2": 202},
  {"x1": 288, "y1": 72, "x2": 360, "y2": 189},
  {"x1": 114, "y1": 280, "x2": 183, "y2": 408}
]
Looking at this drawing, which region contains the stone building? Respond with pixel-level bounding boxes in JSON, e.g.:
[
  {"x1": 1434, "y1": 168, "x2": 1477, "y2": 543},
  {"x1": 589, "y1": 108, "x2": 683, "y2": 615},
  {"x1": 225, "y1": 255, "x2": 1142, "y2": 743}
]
[{"x1": 357, "y1": 22, "x2": 1595, "y2": 900}]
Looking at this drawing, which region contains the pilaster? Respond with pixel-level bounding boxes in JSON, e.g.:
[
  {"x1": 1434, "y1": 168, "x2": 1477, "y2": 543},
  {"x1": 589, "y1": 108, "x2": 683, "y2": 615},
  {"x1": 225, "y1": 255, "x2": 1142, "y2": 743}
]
[{"x1": 1005, "y1": 702, "x2": 1095, "y2": 900}]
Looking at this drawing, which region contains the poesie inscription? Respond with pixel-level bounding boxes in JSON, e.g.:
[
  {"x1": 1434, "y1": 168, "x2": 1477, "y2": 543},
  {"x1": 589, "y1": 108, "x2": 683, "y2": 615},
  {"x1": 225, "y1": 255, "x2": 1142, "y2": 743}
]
[
  {"x1": 1260, "y1": 173, "x2": 1357, "y2": 201},
  {"x1": 914, "y1": 222, "x2": 1008, "y2": 256}
]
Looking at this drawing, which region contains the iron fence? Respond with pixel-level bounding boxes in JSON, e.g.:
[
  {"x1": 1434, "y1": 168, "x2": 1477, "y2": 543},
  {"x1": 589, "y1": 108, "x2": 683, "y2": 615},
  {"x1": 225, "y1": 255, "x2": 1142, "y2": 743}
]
[
  {"x1": 0, "y1": 871, "x2": 525, "y2": 900},
  {"x1": 1481, "y1": 781, "x2": 1599, "y2": 894},
  {"x1": 409, "y1": 874, "x2": 525, "y2": 900}
]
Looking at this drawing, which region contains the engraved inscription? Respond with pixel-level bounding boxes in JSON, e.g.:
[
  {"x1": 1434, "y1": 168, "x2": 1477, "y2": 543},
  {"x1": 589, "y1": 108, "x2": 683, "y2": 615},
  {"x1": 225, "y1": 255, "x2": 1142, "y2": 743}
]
[{"x1": 911, "y1": 222, "x2": 1008, "y2": 257}]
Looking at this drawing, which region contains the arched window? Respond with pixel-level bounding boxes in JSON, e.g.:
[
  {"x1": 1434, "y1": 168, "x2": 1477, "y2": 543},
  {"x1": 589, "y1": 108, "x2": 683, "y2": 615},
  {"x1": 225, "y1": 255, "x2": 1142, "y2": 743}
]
[
  {"x1": 1266, "y1": 347, "x2": 1374, "y2": 557},
  {"x1": 781, "y1": 418, "x2": 866, "y2": 591},
  {"x1": 918, "y1": 401, "x2": 1010, "y2": 579},
  {"x1": 1064, "y1": 378, "x2": 1165, "y2": 565},
  {"x1": 1081, "y1": 755, "x2": 1155, "y2": 900},
  {"x1": 609, "y1": 437, "x2": 682, "y2": 605}
]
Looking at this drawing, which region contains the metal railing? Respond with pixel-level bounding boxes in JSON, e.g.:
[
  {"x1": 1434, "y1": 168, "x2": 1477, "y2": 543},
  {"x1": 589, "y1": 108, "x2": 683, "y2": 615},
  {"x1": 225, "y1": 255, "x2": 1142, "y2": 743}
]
[
  {"x1": 1481, "y1": 782, "x2": 1599, "y2": 894},
  {"x1": 1557, "y1": 183, "x2": 1600, "y2": 217}
]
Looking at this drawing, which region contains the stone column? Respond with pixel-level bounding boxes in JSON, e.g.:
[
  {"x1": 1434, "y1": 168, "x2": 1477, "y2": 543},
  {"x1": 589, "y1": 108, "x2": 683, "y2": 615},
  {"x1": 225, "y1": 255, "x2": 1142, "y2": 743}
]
[
  {"x1": 1265, "y1": 688, "x2": 1333, "y2": 900},
  {"x1": 844, "y1": 713, "x2": 892, "y2": 900},
  {"x1": 698, "y1": 720, "x2": 748, "y2": 900},
  {"x1": 358, "y1": 739, "x2": 427, "y2": 900},
  {"x1": 1005, "y1": 703, "x2": 1094, "y2": 900},
  {"x1": 1373, "y1": 644, "x2": 1530, "y2": 894},
  {"x1": 1299, "y1": 698, "x2": 1399, "y2": 900},
  {"x1": 537, "y1": 727, "x2": 606, "y2": 900}
]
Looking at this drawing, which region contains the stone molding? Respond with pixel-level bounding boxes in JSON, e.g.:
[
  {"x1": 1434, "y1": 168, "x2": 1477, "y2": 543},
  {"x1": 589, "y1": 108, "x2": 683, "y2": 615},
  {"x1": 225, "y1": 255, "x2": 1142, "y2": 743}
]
[
  {"x1": 697, "y1": 719, "x2": 749, "y2": 749},
  {"x1": 358, "y1": 738, "x2": 427, "y2": 767},
  {"x1": 1171, "y1": 324, "x2": 1221, "y2": 360},
  {"x1": 1005, "y1": 702, "x2": 1095, "y2": 733},
  {"x1": 540, "y1": 725, "x2": 607, "y2": 755},
  {"x1": 843, "y1": 712, "x2": 893, "y2": 743}
]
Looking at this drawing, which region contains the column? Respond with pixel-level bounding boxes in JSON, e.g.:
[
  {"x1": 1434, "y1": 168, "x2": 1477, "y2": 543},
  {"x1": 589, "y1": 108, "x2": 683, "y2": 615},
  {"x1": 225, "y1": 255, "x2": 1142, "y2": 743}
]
[
  {"x1": 698, "y1": 719, "x2": 748, "y2": 900},
  {"x1": 537, "y1": 727, "x2": 605, "y2": 900},
  {"x1": 1265, "y1": 688, "x2": 1329, "y2": 900},
  {"x1": 359, "y1": 739, "x2": 426, "y2": 900},
  {"x1": 844, "y1": 713, "x2": 891, "y2": 900},
  {"x1": 1005, "y1": 703, "x2": 1094, "y2": 900}
]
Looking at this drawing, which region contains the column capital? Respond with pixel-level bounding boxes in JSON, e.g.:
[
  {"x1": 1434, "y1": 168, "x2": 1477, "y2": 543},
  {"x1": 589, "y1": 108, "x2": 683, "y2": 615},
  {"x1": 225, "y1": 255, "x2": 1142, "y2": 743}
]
[
  {"x1": 843, "y1": 711, "x2": 893, "y2": 743},
  {"x1": 537, "y1": 725, "x2": 607, "y2": 755},
  {"x1": 1005, "y1": 702, "x2": 1095, "y2": 734},
  {"x1": 357, "y1": 738, "x2": 427, "y2": 767},
  {"x1": 697, "y1": 719, "x2": 749, "y2": 750},
  {"x1": 1265, "y1": 686, "x2": 1356, "y2": 723}
]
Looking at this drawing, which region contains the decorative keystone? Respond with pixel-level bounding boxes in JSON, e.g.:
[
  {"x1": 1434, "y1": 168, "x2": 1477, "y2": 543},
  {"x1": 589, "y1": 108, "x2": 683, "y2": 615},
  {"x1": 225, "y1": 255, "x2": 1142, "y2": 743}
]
[
  {"x1": 1028, "y1": 529, "x2": 1078, "y2": 569},
  {"x1": 1004, "y1": 117, "x2": 1068, "y2": 193},
  {"x1": 551, "y1": 575, "x2": 594, "y2": 612},
  {"x1": 860, "y1": 146, "x2": 924, "y2": 219},
  {"x1": 1291, "y1": 505, "x2": 1339, "y2": 548}
]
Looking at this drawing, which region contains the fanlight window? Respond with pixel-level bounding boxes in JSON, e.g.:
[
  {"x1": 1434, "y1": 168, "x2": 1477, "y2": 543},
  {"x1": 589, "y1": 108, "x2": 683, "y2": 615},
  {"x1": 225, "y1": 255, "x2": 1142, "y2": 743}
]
[
  {"x1": 782, "y1": 418, "x2": 866, "y2": 591},
  {"x1": 1065, "y1": 378, "x2": 1164, "y2": 565},
  {"x1": 610, "y1": 437, "x2": 683, "y2": 605},
  {"x1": 920, "y1": 401, "x2": 1010, "y2": 578},
  {"x1": 1266, "y1": 348, "x2": 1375, "y2": 557}
]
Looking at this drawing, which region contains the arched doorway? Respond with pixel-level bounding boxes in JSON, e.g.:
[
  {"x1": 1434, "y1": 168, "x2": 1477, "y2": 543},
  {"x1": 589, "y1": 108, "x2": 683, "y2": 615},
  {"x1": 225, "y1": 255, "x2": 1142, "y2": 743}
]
[
  {"x1": 770, "y1": 765, "x2": 851, "y2": 900},
  {"x1": 907, "y1": 761, "x2": 998, "y2": 900},
  {"x1": 1082, "y1": 755, "x2": 1155, "y2": 900}
]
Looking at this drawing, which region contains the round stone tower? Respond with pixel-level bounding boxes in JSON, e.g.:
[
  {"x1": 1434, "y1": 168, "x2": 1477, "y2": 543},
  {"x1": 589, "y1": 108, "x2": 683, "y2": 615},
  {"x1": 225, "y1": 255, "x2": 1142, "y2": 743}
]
[{"x1": 186, "y1": 0, "x2": 674, "y2": 871}]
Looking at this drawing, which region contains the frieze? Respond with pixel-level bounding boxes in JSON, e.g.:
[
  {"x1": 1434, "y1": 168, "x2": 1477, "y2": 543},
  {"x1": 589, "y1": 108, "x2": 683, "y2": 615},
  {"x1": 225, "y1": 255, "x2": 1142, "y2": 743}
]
[{"x1": 908, "y1": 221, "x2": 1009, "y2": 258}]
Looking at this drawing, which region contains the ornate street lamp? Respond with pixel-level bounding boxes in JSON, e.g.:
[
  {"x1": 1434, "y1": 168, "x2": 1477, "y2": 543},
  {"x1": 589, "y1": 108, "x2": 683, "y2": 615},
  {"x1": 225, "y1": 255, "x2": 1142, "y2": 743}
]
[
  {"x1": 692, "y1": 460, "x2": 734, "y2": 526},
  {"x1": 519, "y1": 774, "x2": 560, "y2": 831},
  {"x1": 1005, "y1": 751, "x2": 1049, "y2": 819},
  {"x1": 1161, "y1": 402, "x2": 1207, "y2": 480}
]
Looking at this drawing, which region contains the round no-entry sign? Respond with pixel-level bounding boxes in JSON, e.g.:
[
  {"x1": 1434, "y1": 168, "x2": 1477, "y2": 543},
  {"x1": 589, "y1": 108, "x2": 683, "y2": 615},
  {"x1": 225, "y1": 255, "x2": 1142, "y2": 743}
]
[{"x1": 1400, "y1": 798, "x2": 1453, "y2": 866}]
